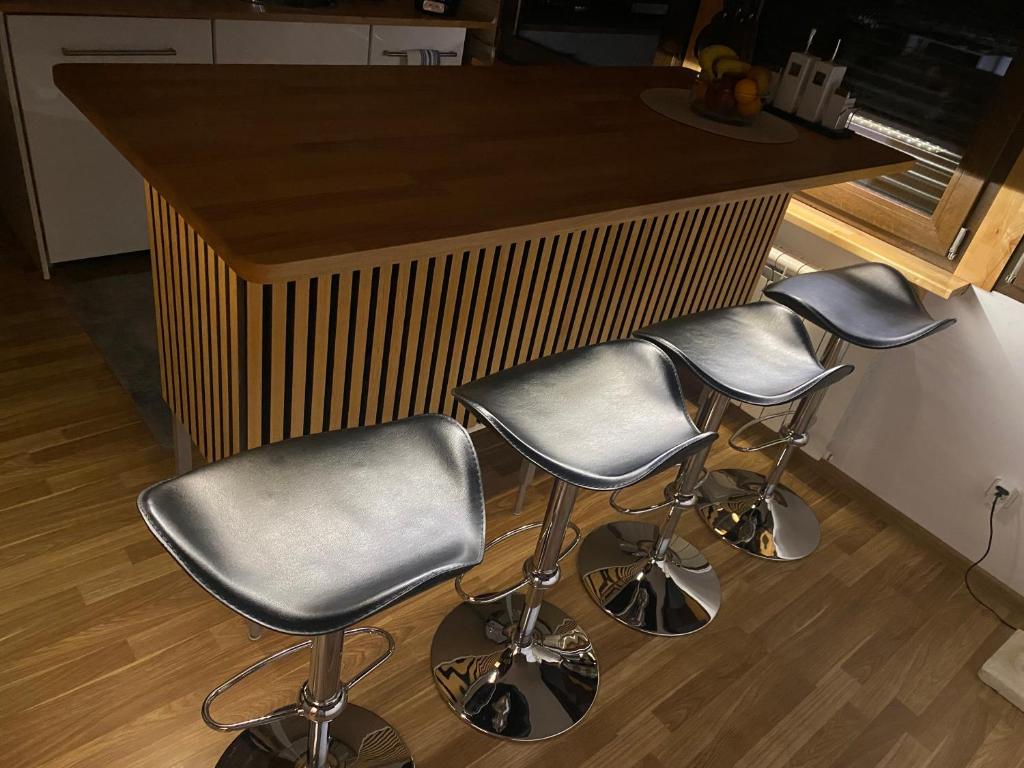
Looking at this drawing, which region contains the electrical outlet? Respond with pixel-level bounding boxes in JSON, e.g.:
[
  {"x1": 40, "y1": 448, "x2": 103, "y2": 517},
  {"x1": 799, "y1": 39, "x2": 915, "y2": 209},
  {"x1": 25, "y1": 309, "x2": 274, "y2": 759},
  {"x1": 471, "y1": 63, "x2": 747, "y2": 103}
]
[{"x1": 985, "y1": 477, "x2": 1022, "y2": 512}]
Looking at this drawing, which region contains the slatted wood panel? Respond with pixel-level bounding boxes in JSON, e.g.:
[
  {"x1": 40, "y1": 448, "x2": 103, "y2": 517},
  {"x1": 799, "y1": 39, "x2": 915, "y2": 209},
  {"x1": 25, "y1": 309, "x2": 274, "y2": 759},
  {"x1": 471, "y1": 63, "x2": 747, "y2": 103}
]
[{"x1": 147, "y1": 183, "x2": 788, "y2": 461}]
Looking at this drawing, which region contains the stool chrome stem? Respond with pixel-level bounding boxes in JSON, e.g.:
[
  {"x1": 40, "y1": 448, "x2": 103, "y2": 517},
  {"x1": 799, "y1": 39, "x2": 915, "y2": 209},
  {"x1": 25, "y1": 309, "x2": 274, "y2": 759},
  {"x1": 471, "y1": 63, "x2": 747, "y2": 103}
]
[
  {"x1": 431, "y1": 476, "x2": 598, "y2": 740},
  {"x1": 580, "y1": 388, "x2": 723, "y2": 637},
  {"x1": 514, "y1": 480, "x2": 577, "y2": 646},
  {"x1": 306, "y1": 631, "x2": 344, "y2": 768},
  {"x1": 762, "y1": 334, "x2": 847, "y2": 494},
  {"x1": 654, "y1": 390, "x2": 729, "y2": 558},
  {"x1": 696, "y1": 334, "x2": 849, "y2": 561}
]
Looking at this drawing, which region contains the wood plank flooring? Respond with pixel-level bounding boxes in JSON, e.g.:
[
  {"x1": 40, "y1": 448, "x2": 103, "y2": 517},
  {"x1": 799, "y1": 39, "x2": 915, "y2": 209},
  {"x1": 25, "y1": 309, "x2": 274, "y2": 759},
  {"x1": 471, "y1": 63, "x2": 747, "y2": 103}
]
[{"x1": 1, "y1": 255, "x2": 1022, "y2": 768}]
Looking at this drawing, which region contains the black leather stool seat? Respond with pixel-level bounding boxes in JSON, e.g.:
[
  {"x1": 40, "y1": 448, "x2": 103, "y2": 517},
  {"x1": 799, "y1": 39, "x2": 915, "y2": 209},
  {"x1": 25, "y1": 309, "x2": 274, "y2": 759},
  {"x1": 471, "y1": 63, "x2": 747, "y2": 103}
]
[
  {"x1": 764, "y1": 263, "x2": 955, "y2": 349},
  {"x1": 454, "y1": 339, "x2": 716, "y2": 491},
  {"x1": 637, "y1": 302, "x2": 853, "y2": 407},
  {"x1": 138, "y1": 415, "x2": 485, "y2": 636}
]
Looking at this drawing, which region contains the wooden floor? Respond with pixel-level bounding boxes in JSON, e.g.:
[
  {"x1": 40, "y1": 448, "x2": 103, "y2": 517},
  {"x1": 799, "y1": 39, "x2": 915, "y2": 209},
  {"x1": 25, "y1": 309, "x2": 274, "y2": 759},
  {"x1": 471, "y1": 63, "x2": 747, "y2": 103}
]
[{"x1": 2, "y1": 254, "x2": 1023, "y2": 768}]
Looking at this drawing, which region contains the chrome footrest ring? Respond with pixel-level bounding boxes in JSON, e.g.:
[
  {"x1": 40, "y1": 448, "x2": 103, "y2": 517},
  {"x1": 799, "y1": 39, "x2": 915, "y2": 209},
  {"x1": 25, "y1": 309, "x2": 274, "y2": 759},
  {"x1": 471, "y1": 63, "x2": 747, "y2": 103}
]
[
  {"x1": 202, "y1": 639, "x2": 309, "y2": 732},
  {"x1": 455, "y1": 521, "x2": 582, "y2": 605},
  {"x1": 727, "y1": 410, "x2": 798, "y2": 453},
  {"x1": 338, "y1": 626, "x2": 395, "y2": 691},
  {"x1": 202, "y1": 625, "x2": 396, "y2": 732},
  {"x1": 609, "y1": 486, "x2": 676, "y2": 516}
]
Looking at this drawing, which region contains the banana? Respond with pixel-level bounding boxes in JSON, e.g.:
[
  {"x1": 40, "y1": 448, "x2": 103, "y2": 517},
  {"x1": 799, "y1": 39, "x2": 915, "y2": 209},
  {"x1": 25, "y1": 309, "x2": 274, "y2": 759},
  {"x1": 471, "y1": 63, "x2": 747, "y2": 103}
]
[
  {"x1": 714, "y1": 57, "x2": 752, "y2": 79},
  {"x1": 698, "y1": 44, "x2": 739, "y2": 77}
]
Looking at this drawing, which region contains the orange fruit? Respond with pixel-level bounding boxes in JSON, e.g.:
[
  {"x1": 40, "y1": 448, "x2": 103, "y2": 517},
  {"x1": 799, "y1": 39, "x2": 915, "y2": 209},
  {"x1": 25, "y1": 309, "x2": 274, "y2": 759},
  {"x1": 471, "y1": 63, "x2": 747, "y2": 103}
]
[
  {"x1": 747, "y1": 66, "x2": 772, "y2": 96},
  {"x1": 734, "y1": 78, "x2": 759, "y2": 104},
  {"x1": 737, "y1": 97, "x2": 762, "y2": 117}
]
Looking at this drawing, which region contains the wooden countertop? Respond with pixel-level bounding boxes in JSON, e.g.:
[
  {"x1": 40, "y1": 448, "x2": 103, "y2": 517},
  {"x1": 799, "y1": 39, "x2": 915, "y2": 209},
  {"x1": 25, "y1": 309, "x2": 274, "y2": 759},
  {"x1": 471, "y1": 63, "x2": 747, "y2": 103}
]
[
  {"x1": 55, "y1": 64, "x2": 911, "y2": 282},
  {"x1": 0, "y1": 0, "x2": 495, "y2": 30}
]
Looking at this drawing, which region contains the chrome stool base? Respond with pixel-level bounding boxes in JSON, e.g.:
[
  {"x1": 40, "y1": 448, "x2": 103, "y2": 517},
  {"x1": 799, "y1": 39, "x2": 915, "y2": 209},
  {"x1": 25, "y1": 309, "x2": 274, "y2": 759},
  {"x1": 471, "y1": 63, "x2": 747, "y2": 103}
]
[
  {"x1": 430, "y1": 595, "x2": 599, "y2": 741},
  {"x1": 578, "y1": 520, "x2": 720, "y2": 636},
  {"x1": 215, "y1": 705, "x2": 414, "y2": 768},
  {"x1": 697, "y1": 467, "x2": 820, "y2": 561}
]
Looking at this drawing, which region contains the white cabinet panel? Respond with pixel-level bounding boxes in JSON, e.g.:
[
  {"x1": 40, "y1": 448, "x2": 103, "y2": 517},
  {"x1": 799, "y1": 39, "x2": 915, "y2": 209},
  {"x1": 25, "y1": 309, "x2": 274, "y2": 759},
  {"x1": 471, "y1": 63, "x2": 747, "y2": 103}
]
[
  {"x1": 8, "y1": 15, "x2": 212, "y2": 264},
  {"x1": 369, "y1": 26, "x2": 465, "y2": 65},
  {"x1": 214, "y1": 20, "x2": 369, "y2": 64}
]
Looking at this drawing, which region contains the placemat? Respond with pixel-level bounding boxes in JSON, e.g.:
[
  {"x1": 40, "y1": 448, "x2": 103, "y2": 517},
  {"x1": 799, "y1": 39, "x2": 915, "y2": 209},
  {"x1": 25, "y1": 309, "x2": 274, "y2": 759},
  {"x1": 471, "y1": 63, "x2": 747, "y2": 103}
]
[{"x1": 642, "y1": 88, "x2": 799, "y2": 144}]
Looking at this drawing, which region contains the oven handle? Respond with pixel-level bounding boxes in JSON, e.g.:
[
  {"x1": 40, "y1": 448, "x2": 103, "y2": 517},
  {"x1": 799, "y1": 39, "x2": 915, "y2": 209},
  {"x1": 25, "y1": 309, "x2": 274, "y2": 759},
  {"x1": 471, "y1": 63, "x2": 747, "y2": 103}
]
[{"x1": 381, "y1": 50, "x2": 459, "y2": 58}]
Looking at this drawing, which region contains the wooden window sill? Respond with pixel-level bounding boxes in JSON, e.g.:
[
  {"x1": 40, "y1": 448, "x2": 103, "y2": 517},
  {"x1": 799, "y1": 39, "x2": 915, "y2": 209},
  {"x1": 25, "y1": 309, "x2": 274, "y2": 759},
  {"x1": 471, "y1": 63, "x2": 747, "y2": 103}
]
[{"x1": 784, "y1": 199, "x2": 971, "y2": 299}]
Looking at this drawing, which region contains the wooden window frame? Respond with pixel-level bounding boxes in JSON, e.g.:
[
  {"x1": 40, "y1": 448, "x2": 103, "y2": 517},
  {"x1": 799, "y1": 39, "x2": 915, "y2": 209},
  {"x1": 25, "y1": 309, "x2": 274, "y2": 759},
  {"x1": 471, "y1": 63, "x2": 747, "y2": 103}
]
[{"x1": 798, "y1": 53, "x2": 1024, "y2": 271}]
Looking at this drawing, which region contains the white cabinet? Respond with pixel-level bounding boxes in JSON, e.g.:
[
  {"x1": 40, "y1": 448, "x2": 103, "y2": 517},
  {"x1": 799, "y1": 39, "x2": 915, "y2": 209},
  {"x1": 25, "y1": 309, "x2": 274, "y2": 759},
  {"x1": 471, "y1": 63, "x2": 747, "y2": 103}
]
[
  {"x1": 369, "y1": 26, "x2": 465, "y2": 65},
  {"x1": 214, "y1": 20, "x2": 369, "y2": 64},
  {"x1": 4, "y1": 15, "x2": 469, "y2": 269},
  {"x1": 7, "y1": 16, "x2": 212, "y2": 264}
]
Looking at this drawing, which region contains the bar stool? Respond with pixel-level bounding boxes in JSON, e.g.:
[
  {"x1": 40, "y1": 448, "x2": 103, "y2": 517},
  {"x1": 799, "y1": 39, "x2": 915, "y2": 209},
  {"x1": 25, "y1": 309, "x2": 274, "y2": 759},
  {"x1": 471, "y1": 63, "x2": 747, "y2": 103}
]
[
  {"x1": 697, "y1": 263, "x2": 953, "y2": 561},
  {"x1": 635, "y1": 302, "x2": 854, "y2": 561},
  {"x1": 431, "y1": 339, "x2": 717, "y2": 741},
  {"x1": 137, "y1": 415, "x2": 485, "y2": 768}
]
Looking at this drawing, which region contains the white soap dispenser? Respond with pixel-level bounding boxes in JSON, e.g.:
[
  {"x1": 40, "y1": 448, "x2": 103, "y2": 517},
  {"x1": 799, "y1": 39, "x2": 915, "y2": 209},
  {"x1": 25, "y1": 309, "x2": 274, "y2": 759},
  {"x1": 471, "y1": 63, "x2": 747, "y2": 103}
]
[
  {"x1": 772, "y1": 28, "x2": 819, "y2": 113},
  {"x1": 797, "y1": 39, "x2": 848, "y2": 123}
]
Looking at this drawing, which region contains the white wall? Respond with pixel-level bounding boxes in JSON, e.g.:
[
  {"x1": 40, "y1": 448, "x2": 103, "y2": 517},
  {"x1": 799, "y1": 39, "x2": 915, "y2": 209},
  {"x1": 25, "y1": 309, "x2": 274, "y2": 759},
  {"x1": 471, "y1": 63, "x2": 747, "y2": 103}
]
[{"x1": 773, "y1": 223, "x2": 1024, "y2": 596}]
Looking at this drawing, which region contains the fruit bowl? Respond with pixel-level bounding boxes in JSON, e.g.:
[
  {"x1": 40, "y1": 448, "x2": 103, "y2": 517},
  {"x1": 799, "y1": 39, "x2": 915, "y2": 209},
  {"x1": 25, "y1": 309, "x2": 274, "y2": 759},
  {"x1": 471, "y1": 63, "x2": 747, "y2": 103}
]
[{"x1": 691, "y1": 45, "x2": 770, "y2": 125}]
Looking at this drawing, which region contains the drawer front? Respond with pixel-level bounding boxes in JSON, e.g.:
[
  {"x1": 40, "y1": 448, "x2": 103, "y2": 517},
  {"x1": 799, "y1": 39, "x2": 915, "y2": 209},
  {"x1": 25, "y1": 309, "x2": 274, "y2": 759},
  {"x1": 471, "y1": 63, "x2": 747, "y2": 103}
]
[
  {"x1": 8, "y1": 15, "x2": 213, "y2": 263},
  {"x1": 369, "y1": 26, "x2": 465, "y2": 66},
  {"x1": 214, "y1": 20, "x2": 369, "y2": 64}
]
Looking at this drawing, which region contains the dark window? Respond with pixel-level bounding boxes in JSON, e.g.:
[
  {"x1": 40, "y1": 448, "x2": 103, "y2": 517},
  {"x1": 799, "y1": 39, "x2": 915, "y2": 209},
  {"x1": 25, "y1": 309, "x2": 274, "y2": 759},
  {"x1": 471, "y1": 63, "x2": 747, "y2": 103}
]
[{"x1": 756, "y1": 0, "x2": 1021, "y2": 214}]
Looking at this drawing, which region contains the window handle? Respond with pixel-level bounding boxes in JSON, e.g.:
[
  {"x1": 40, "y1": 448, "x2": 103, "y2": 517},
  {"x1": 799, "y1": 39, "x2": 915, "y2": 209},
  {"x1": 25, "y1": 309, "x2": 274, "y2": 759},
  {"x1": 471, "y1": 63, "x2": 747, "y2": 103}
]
[{"x1": 61, "y1": 47, "x2": 178, "y2": 57}]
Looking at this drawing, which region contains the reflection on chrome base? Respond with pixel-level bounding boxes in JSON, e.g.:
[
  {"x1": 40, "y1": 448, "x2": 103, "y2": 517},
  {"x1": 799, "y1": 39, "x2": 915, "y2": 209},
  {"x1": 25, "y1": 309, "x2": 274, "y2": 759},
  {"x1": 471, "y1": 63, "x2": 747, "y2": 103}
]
[
  {"x1": 430, "y1": 596, "x2": 598, "y2": 741},
  {"x1": 697, "y1": 467, "x2": 820, "y2": 561},
  {"x1": 215, "y1": 705, "x2": 414, "y2": 768},
  {"x1": 578, "y1": 520, "x2": 720, "y2": 636}
]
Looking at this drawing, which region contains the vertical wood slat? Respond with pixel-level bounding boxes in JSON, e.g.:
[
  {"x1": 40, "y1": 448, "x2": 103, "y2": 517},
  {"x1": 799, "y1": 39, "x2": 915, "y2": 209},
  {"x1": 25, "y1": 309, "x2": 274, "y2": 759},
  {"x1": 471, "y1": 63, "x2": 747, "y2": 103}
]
[
  {"x1": 346, "y1": 270, "x2": 372, "y2": 428},
  {"x1": 308, "y1": 276, "x2": 332, "y2": 435},
  {"x1": 561, "y1": 227, "x2": 598, "y2": 353},
  {"x1": 443, "y1": 253, "x2": 478, "y2": 424},
  {"x1": 204, "y1": 244, "x2": 221, "y2": 460},
  {"x1": 228, "y1": 271, "x2": 241, "y2": 455},
  {"x1": 144, "y1": 184, "x2": 169, "y2": 407},
  {"x1": 168, "y1": 200, "x2": 190, "y2": 435},
  {"x1": 183, "y1": 219, "x2": 202, "y2": 447},
  {"x1": 429, "y1": 253, "x2": 463, "y2": 416},
  {"x1": 289, "y1": 279, "x2": 310, "y2": 439},
  {"x1": 245, "y1": 283, "x2": 262, "y2": 449},
  {"x1": 148, "y1": 189, "x2": 786, "y2": 461},
  {"x1": 332, "y1": 274, "x2": 355, "y2": 431},
  {"x1": 269, "y1": 282, "x2": 287, "y2": 443},
  {"x1": 640, "y1": 211, "x2": 685, "y2": 329},
  {"x1": 381, "y1": 262, "x2": 410, "y2": 424},
  {"x1": 364, "y1": 265, "x2": 393, "y2": 425},
  {"x1": 518, "y1": 236, "x2": 553, "y2": 365},
  {"x1": 195, "y1": 236, "x2": 211, "y2": 459},
  {"x1": 469, "y1": 246, "x2": 506, "y2": 381}
]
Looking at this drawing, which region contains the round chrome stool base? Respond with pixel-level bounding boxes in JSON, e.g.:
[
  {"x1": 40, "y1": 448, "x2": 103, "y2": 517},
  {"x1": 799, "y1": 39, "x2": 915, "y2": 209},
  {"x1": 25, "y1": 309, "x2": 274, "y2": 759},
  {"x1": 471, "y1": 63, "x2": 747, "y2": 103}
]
[
  {"x1": 215, "y1": 706, "x2": 414, "y2": 768},
  {"x1": 430, "y1": 595, "x2": 599, "y2": 741},
  {"x1": 578, "y1": 520, "x2": 720, "y2": 636},
  {"x1": 697, "y1": 468, "x2": 820, "y2": 561}
]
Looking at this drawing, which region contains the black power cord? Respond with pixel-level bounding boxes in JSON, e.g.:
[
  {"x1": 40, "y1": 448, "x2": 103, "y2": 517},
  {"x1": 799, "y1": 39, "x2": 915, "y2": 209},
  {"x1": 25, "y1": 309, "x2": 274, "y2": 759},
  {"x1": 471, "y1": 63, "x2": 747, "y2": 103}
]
[{"x1": 964, "y1": 485, "x2": 1017, "y2": 631}]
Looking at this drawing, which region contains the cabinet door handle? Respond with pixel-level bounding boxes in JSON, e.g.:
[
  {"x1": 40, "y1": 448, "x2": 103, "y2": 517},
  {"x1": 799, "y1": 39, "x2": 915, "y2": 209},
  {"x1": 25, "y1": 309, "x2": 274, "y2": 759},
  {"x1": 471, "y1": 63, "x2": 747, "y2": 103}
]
[
  {"x1": 60, "y1": 47, "x2": 178, "y2": 57},
  {"x1": 382, "y1": 50, "x2": 459, "y2": 58}
]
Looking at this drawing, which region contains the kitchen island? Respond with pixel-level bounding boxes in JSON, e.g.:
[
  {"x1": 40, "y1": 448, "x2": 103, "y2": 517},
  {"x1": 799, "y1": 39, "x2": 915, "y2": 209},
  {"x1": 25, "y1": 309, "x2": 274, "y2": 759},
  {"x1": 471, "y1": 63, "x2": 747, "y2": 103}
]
[{"x1": 55, "y1": 64, "x2": 908, "y2": 463}]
